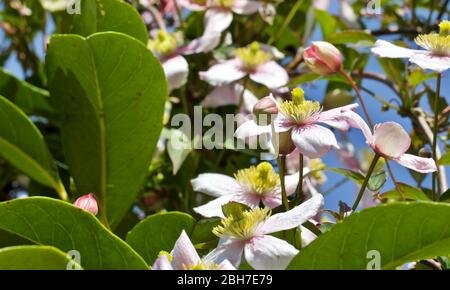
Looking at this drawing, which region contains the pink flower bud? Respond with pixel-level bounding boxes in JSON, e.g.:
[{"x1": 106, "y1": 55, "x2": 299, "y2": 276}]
[
  {"x1": 277, "y1": 130, "x2": 296, "y2": 156},
  {"x1": 303, "y1": 41, "x2": 342, "y2": 76},
  {"x1": 74, "y1": 194, "x2": 98, "y2": 216},
  {"x1": 253, "y1": 96, "x2": 278, "y2": 125}
]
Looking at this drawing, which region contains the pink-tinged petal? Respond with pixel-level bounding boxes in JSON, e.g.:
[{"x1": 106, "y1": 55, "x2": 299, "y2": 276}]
[
  {"x1": 194, "y1": 195, "x2": 238, "y2": 218},
  {"x1": 244, "y1": 235, "x2": 298, "y2": 270},
  {"x1": 371, "y1": 40, "x2": 418, "y2": 58},
  {"x1": 191, "y1": 173, "x2": 242, "y2": 197},
  {"x1": 181, "y1": 32, "x2": 222, "y2": 55},
  {"x1": 291, "y1": 125, "x2": 339, "y2": 158},
  {"x1": 409, "y1": 53, "x2": 450, "y2": 73},
  {"x1": 234, "y1": 120, "x2": 271, "y2": 139},
  {"x1": 171, "y1": 231, "x2": 201, "y2": 270},
  {"x1": 232, "y1": 193, "x2": 262, "y2": 209},
  {"x1": 341, "y1": 110, "x2": 374, "y2": 145},
  {"x1": 162, "y1": 55, "x2": 189, "y2": 91},
  {"x1": 300, "y1": 226, "x2": 317, "y2": 248},
  {"x1": 249, "y1": 61, "x2": 289, "y2": 90},
  {"x1": 261, "y1": 195, "x2": 282, "y2": 208},
  {"x1": 199, "y1": 59, "x2": 246, "y2": 86},
  {"x1": 241, "y1": 87, "x2": 258, "y2": 113},
  {"x1": 316, "y1": 103, "x2": 359, "y2": 130},
  {"x1": 217, "y1": 259, "x2": 236, "y2": 270},
  {"x1": 373, "y1": 122, "x2": 410, "y2": 158},
  {"x1": 178, "y1": 0, "x2": 207, "y2": 11},
  {"x1": 231, "y1": 0, "x2": 261, "y2": 15},
  {"x1": 152, "y1": 254, "x2": 174, "y2": 270},
  {"x1": 204, "y1": 238, "x2": 245, "y2": 268},
  {"x1": 273, "y1": 113, "x2": 295, "y2": 133},
  {"x1": 259, "y1": 194, "x2": 324, "y2": 235},
  {"x1": 340, "y1": 0, "x2": 358, "y2": 27},
  {"x1": 201, "y1": 84, "x2": 241, "y2": 108},
  {"x1": 204, "y1": 8, "x2": 233, "y2": 34},
  {"x1": 394, "y1": 154, "x2": 437, "y2": 173}
]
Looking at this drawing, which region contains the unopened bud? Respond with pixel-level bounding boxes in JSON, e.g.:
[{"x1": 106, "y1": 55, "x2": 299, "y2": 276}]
[
  {"x1": 303, "y1": 41, "x2": 343, "y2": 76},
  {"x1": 277, "y1": 130, "x2": 296, "y2": 155},
  {"x1": 74, "y1": 194, "x2": 98, "y2": 216},
  {"x1": 253, "y1": 96, "x2": 278, "y2": 125},
  {"x1": 418, "y1": 148, "x2": 432, "y2": 158}
]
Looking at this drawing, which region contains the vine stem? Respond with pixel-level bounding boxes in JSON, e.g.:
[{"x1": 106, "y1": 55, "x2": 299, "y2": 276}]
[
  {"x1": 432, "y1": 73, "x2": 442, "y2": 199},
  {"x1": 297, "y1": 153, "x2": 304, "y2": 200},
  {"x1": 277, "y1": 155, "x2": 290, "y2": 211},
  {"x1": 267, "y1": 0, "x2": 302, "y2": 45},
  {"x1": 352, "y1": 154, "x2": 381, "y2": 211}
]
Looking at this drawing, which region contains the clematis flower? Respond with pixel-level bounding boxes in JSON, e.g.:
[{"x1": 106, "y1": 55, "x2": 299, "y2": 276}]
[
  {"x1": 343, "y1": 111, "x2": 437, "y2": 173},
  {"x1": 73, "y1": 194, "x2": 98, "y2": 216},
  {"x1": 192, "y1": 162, "x2": 302, "y2": 217},
  {"x1": 200, "y1": 83, "x2": 258, "y2": 112},
  {"x1": 371, "y1": 20, "x2": 450, "y2": 73},
  {"x1": 204, "y1": 194, "x2": 324, "y2": 270},
  {"x1": 274, "y1": 88, "x2": 359, "y2": 158},
  {"x1": 303, "y1": 41, "x2": 343, "y2": 76},
  {"x1": 200, "y1": 42, "x2": 289, "y2": 90},
  {"x1": 152, "y1": 230, "x2": 235, "y2": 270}
]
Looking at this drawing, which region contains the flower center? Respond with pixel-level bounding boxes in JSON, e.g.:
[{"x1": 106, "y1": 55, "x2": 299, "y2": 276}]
[
  {"x1": 215, "y1": 0, "x2": 234, "y2": 8},
  {"x1": 279, "y1": 88, "x2": 322, "y2": 124},
  {"x1": 213, "y1": 207, "x2": 271, "y2": 240},
  {"x1": 191, "y1": 0, "x2": 207, "y2": 6},
  {"x1": 234, "y1": 162, "x2": 279, "y2": 195},
  {"x1": 235, "y1": 42, "x2": 272, "y2": 71},
  {"x1": 414, "y1": 21, "x2": 450, "y2": 56},
  {"x1": 185, "y1": 260, "x2": 220, "y2": 270},
  {"x1": 308, "y1": 159, "x2": 326, "y2": 184},
  {"x1": 148, "y1": 30, "x2": 177, "y2": 56}
]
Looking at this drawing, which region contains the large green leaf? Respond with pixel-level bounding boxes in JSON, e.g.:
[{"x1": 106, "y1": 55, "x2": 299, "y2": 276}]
[
  {"x1": 288, "y1": 202, "x2": 450, "y2": 269},
  {"x1": 380, "y1": 183, "x2": 431, "y2": 201},
  {"x1": 71, "y1": 0, "x2": 148, "y2": 44},
  {"x1": 0, "y1": 197, "x2": 148, "y2": 270},
  {"x1": 0, "y1": 95, "x2": 66, "y2": 199},
  {"x1": 46, "y1": 32, "x2": 167, "y2": 228},
  {"x1": 326, "y1": 30, "x2": 376, "y2": 45},
  {"x1": 126, "y1": 212, "x2": 196, "y2": 265},
  {"x1": 0, "y1": 245, "x2": 82, "y2": 270},
  {"x1": 0, "y1": 68, "x2": 54, "y2": 118},
  {"x1": 326, "y1": 168, "x2": 386, "y2": 192},
  {"x1": 438, "y1": 152, "x2": 450, "y2": 166}
]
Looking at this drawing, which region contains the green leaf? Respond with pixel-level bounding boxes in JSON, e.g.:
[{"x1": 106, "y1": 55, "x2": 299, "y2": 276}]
[
  {"x1": 438, "y1": 152, "x2": 450, "y2": 166},
  {"x1": 326, "y1": 30, "x2": 376, "y2": 46},
  {"x1": 0, "y1": 68, "x2": 54, "y2": 118},
  {"x1": 367, "y1": 171, "x2": 386, "y2": 192},
  {"x1": 46, "y1": 32, "x2": 167, "y2": 228},
  {"x1": 0, "y1": 95, "x2": 66, "y2": 199},
  {"x1": 190, "y1": 218, "x2": 220, "y2": 245},
  {"x1": 380, "y1": 183, "x2": 431, "y2": 201},
  {"x1": 0, "y1": 245, "x2": 82, "y2": 270},
  {"x1": 314, "y1": 9, "x2": 337, "y2": 38},
  {"x1": 288, "y1": 202, "x2": 450, "y2": 269},
  {"x1": 126, "y1": 212, "x2": 196, "y2": 265},
  {"x1": 0, "y1": 197, "x2": 148, "y2": 270},
  {"x1": 71, "y1": 0, "x2": 148, "y2": 44},
  {"x1": 287, "y1": 73, "x2": 320, "y2": 87},
  {"x1": 326, "y1": 168, "x2": 385, "y2": 192}
]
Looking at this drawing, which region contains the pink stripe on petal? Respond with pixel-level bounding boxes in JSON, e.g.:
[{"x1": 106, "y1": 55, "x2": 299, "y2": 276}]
[{"x1": 394, "y1": 154, "x2": 438, "y2": 173}]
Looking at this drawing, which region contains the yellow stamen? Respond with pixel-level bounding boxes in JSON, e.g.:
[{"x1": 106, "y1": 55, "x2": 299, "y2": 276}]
[
  {"x1": 148, "y1": 30, "x2": 177, "y2": 56},
  {"x1": 414, "y1": 33, "x2": 450, "y2": 56},
  {"x1": 279, "y1": 88, "x2": 322, "y2": 124},
  {"x1": 235, "y1": 42, "x2": 272, "y2": 70},
  {"x1": 157, "y1": 251, "x2": 173, "y2": 263},
  {"x1": 217, "y1": 0, "x2": 234, "y2": 8},
  {"x1": 439, "y1": 20, "x2": 450, "y2": 36},
  {"x1": 234, "y1": 162, "x2": 279, "y2": 195},
  {"x1": 184, "y1": 260, "x2": 220, "y2": 270},
  {"x1": 213, "y1": 207, "x2": 271, "y2": 240},
  {"x1": 308, "y1": 159, "x2": 326, "y2": 184},
  {"x1": 192, "y1": 0, "x2": 207, "y2": 5}
]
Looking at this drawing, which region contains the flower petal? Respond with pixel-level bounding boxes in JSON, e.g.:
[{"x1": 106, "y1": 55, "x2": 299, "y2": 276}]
[
  {"x1": 316, "y1": 103, "x2": 359, "y2": 130},
  {"x1": 300, "y1": 226, "x2": 317, "y2": 248},
  {"x1": 259, "y1": 194, "x2": 324, "y2": 235},
  {"x1": 194, "y1": 194, "x2": 237, "y2": 218},
  {"x1": 234, "y1": 119, "x2": 272, "y2": 139},
  {"x1": 409, "y1": 53, "x2": 450, "y2": 73},
  {"x1": 217, "y1": 260, "x2": 236, "y2": 270},
  {"x1": 182, "y1": 32, "x2": 222, "y2": 55},
  {"x1": 152, "y1": 253, "x2": 174, "y2": 270},
  {"x1": 162, "y1": 55, "x2": 189, "y2": 91},
  {"x1": 232, "y1": 0, "x2": 261, "y2": 15},
  {"x1": 291, "y1": 125, "x2": 339, "y2": 158},
  {"x1": 178, "y1": 0, "x2": 207, "y2": 11},
  {"x1": 373, "y1": 122, "x2": 410, "y2": 158},
  {"x1": 191, "y1": 173, "x2": 242, "y2": 197},
  {"x1": 199, "y1": 59, "x2": 246, "y2": 86},
  {"x1": 371, "y1": 40, "x2": 418, "y2": 59},
  {"x1": 244, "y1": 235, "x2": 299, "y2": 270},
  {"x1": 204, "y1": 238, "x2": 245, "y2": 268},
  {"x1": 171, "y1": 230, "x2": 201, "y2": 270},
  {"x1": 249, "y1": 61, "x2": 289, "y2": 90},
  {"x1": 341, "y1": 110, "x2": 374, "y2": 145},
  {"x1": 394, "y1": 154, "x2": 437, "y2": 173},
  {"x1": 201, "y1": 84, "x2": 241, "y2": 108},
  {"x1": 204, "y1": 8, "x2": 233, "y2": 34},
  {"x1": 261, "y1": 195, "x2": 282, "y2": 208}
]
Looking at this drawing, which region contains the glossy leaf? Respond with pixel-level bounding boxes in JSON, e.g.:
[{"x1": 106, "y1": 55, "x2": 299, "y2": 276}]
[
  {"x1": 0, "y1": 245, "x2": 82, "y2": 270},
  {"x1": 380, "y1": 183, "x2": 431, "y2": 201},
  {"x1": 71, "y1": 0, "x2": 148, "y2": 44},
  {"x1": 0, "y1": 197, "x2": 148, "y2": 270},
  {"x1": 46, "y1": 32, "x2": 167, "y2": 228},
  {"x1": 0, "y1": 95, "x2": 66, "y2": 199},
  {"x1": 288, "y1": 202, "x2": 450, "y2": 269},
  {"x1": 126, "y1": 212, "x2": 196, "y2": 265}
]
